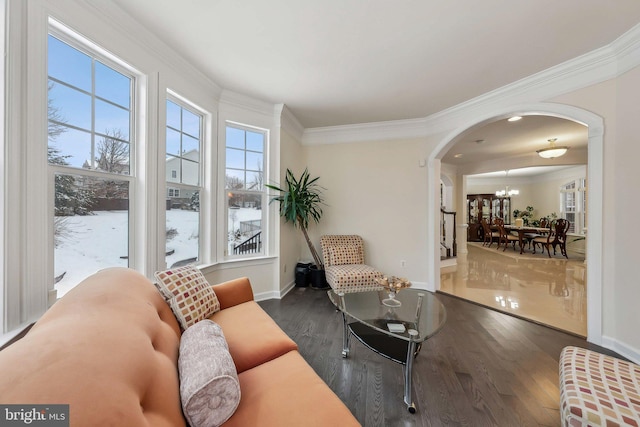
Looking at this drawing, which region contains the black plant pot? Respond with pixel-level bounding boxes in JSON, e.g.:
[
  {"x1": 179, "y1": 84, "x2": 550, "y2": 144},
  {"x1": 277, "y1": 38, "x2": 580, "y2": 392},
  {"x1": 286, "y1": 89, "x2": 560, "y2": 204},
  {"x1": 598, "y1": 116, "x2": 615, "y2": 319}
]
[
  {"x1": 294, "y1": 262, "x2": 312, "y2": 287},
  {"x1": 309, "y1": 265, "x2": 329, "y2": 290}
]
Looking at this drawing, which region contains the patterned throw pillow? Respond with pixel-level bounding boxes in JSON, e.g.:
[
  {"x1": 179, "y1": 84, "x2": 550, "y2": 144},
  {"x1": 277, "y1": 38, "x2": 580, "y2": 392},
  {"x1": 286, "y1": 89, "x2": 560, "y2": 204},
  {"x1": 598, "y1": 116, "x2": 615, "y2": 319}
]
[
  {"x1": 154, "y1": 264, "x2": 220, "y2": 330},
  {"x1": 179, "y1": 320, "x2": 240, "y2": 427},
  {"x1": 328, "y1": 244, "x2": 364, "y2": 266}
]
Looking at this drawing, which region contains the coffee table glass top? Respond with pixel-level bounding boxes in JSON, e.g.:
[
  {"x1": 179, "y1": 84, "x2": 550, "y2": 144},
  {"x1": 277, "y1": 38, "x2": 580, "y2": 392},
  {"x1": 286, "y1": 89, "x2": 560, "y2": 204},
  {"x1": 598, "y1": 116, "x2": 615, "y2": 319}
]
[{"x1": 329, "y1": 288, "x2": 447, "y2": 343}]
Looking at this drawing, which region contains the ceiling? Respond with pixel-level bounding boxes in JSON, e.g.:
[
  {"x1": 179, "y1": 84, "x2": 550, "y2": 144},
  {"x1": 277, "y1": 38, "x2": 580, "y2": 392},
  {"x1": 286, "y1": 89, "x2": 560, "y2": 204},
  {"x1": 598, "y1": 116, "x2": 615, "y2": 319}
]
[
  {"x1": 111, "y1": 0, "x2": 640, "y2": 129},
  {"x1": 441, "y1": 115, "x2": 589, "y2": 169}
]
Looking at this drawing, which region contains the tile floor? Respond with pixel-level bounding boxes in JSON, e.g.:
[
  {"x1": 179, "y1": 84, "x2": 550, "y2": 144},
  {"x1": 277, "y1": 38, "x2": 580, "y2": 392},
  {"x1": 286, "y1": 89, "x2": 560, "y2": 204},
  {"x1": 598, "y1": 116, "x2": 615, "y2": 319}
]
[{"x1": 440, "y1": 241, "x2": 587, "y2": 336}]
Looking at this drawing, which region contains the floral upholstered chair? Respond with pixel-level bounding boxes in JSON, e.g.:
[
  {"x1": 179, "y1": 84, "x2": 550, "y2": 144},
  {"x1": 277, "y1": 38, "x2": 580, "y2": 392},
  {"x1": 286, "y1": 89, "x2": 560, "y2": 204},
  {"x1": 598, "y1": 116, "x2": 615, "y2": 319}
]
[
  {"x1": 559, "y1": 346, "x2": 640, "y2": 426},
  {"x1": 320, "y1": 235, "x2": 384, "y2": 294}
]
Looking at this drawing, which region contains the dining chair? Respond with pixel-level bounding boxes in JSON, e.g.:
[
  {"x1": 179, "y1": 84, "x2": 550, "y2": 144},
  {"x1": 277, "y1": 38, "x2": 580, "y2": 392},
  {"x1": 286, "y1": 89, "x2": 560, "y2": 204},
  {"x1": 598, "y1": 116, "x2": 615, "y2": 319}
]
[
  {"x1": 551, "y1": 219, "x2": 570, "y2": 259},
  {"x1": 531, "y1": 223, "x2": 556, "y2": 257},
  {"x1": 481, "y1": 218, "x2": 500, "y2": 247},
  {"x1": 525, "y1": 217, "x2": 548, "y2": 249},
  {"x1": 495, "y1": 218, "x2": 519, "y2": 252}
]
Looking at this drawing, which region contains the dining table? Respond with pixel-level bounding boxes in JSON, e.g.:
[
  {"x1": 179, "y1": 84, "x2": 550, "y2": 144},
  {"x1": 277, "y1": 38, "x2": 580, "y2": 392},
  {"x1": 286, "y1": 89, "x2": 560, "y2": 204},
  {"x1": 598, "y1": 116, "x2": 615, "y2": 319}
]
[{"x1": 504, "y1": 225, "x2": 550, "y2": 254}]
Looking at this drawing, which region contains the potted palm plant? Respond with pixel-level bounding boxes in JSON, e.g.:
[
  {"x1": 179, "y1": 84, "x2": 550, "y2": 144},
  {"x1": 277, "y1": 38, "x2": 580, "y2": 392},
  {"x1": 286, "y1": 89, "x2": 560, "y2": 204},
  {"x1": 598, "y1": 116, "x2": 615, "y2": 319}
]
[{"x1": 266, "y1": 168, "x2": 327, "y2": 288}]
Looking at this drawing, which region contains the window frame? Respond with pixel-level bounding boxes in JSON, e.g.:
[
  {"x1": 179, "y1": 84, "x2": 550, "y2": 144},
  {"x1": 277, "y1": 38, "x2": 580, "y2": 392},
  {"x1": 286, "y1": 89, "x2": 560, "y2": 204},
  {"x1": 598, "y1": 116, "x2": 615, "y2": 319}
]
[
  {"x1": 560, "y1": 178, "x2": 586, "y2": 234},
  {"x1": 47, "y1": 21, "x2": 139, "y2": 297},
  {"x1": 223, "y1": 121, "x2": 268, "y2": 259},
  {"x1": 163, "y1": 94, "x2": 206, "y2": 268}
]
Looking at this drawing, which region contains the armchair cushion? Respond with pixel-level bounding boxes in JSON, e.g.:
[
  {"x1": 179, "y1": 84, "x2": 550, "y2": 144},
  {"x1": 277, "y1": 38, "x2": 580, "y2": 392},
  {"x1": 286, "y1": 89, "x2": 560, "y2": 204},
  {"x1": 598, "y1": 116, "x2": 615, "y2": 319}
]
[
  {"x1": 325, "y1": 264, "x2": 384, "y2": 294},
  {"x1": 328, "y1": 244, "x2": 364, "y2": 266}
]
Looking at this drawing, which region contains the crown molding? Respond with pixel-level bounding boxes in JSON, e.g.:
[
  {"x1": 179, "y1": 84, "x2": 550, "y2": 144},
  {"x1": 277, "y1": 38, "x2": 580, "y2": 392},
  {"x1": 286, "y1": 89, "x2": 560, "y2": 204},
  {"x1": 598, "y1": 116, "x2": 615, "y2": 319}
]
[
  {"x1": 219, "y1": 90, "x2": 275, "y2": 119},
  {"x1": 277, "y1": 104, "x2": 305, "y2": 141},
  {"x1": 301, "y1": 23, "x2": 640, "y2": 146},
  {"x1": 302, "y1": 116, "x2": 430, "y2": 145}
]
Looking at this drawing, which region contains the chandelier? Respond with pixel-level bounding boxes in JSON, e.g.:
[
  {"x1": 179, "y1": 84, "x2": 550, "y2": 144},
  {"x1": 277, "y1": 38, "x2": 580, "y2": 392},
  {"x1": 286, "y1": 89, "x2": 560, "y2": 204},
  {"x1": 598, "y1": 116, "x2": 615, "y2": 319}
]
[
  {"x1": 495, "y1": 170, "x2": 519, "y2": 197},
  {"x1": 537, "y1": 138, "x2": 569, "y2": 159}
]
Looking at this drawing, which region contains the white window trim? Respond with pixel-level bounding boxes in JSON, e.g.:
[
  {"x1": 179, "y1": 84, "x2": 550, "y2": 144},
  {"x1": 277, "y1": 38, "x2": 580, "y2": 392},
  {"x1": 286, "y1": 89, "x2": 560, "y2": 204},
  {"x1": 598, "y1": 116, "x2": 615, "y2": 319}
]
[
  {"x1": 223, "y1": 120, "x2": 268, "y2": 260},
  {"x1": 560, "y1": 178, "x2": 586, "y2": 235},
  {"x1": 216, "y1": 93, "x2": 279, "y2": 264},
  {"x1": 162, "y1": 93, "x2": 206, "y2": 269}
]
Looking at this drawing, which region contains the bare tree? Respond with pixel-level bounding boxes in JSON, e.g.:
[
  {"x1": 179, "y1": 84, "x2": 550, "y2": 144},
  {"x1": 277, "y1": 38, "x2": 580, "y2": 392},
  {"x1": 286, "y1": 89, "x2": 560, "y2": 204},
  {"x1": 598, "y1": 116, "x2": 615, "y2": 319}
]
[
  {"x1": 96, "y1": 129, "x2": 129, "y2": 173},
  {"x1": 225, "y1": 174, "x2": 244, "y2": 190},
  {"x1": 48, "y1": 82, "x2": 67, "y2": 142},
  {"x1": 88, "y1": 129, "x2": 130, "y2": 200},
  {"x1": 247, "y1": 161, "x2": 263, "y2": 191}
]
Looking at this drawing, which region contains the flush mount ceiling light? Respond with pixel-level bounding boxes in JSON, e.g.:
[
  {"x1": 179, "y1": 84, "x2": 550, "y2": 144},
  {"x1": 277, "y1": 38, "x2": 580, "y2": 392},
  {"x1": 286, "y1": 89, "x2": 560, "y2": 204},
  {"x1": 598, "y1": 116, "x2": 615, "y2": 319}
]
[{"x1": 537, "y1": 138, "x2": 569, "y2": 159}]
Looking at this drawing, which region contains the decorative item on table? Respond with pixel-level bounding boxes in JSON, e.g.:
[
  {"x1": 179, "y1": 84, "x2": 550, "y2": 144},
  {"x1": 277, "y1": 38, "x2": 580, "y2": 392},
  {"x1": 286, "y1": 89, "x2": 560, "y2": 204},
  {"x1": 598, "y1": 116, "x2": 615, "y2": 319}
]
[{"x1": 376, "y1": 276, "x2": 412, "y2": 307}]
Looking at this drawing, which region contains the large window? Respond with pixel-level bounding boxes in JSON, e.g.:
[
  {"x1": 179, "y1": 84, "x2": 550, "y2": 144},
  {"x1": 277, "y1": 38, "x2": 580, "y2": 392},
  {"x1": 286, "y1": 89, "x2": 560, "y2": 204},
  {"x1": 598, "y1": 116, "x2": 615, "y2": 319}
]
[
  {"x1": 560, "y1": 179, "x2": 586, "y2": 234},
  {"x1": 48, "y1": 31, "x2": 134, "y2": 296},
  {"x1": 165, "y1": 98, "x2": 203, "y2": 268},
  {"x1": 225, "y1": 124, "x2": 266, "y2": 257}
]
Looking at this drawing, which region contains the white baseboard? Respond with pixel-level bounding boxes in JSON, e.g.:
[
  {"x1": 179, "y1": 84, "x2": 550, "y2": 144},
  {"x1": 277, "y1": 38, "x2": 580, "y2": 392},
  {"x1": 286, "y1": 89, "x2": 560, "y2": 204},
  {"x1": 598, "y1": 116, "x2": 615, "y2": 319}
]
[
  {"x1": 601, "y1": 335, "x2": 640, "y2": 364},
  {"x1": 253, "y1": 280, "x2": 296, "y2": 302},
  {"x1": 440, "y1": 258, "x2": 457, "y2": 268}
]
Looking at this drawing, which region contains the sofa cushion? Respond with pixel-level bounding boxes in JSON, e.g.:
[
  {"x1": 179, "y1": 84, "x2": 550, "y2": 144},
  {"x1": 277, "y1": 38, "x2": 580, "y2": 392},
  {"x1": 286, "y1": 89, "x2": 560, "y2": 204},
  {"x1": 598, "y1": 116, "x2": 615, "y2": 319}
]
[
  {"x1": 328, "y1": 244, "x2": 364, "y2": 266},
  {"x1": 209, "y1": 301, "x2": 298, "y2": 374},
  {"x1": 179, "y1": 319, "x2": 240, "y2": 427},
  {"x1": 223, "y1": 350, "x2": 360, "y2": 427},
  {"x1": 154, "y1": 264, "x2": 220, "y2": 330}
]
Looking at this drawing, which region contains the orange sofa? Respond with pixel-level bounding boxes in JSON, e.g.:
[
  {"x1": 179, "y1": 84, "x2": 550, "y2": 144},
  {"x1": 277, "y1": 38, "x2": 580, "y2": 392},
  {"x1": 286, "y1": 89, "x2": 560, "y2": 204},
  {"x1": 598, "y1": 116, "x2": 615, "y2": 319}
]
[{"x1": 0, "y1": 268, "x2": 360, "y2": 426}]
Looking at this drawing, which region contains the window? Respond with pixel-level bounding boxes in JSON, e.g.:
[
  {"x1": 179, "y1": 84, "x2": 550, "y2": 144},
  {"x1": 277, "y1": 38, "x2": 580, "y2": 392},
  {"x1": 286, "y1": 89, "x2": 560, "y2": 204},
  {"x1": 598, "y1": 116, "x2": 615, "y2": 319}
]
[
  {"x1": 225, "y1": 124, "x2": 266, "y2": 257},
  {"x1": 48, "y1": 32, "x2": 134, "y2": 297},
  {"x1": 165, "y1": 98, "x2": 202, "y2": 268},
  {"x1": 560, "y1": 179, "x2": 586, "y2": 234}
]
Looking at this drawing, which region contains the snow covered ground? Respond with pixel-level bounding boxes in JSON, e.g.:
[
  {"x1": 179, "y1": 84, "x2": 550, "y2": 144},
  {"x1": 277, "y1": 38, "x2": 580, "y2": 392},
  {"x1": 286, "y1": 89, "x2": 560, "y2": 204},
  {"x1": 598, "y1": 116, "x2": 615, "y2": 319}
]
[{"x1": 54, "y1": 207, "x2": 262, "y2": 296}]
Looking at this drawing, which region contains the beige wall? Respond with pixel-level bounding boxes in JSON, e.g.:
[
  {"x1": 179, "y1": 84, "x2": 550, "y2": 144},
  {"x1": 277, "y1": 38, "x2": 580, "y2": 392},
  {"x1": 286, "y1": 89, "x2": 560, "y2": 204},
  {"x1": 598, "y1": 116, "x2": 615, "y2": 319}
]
[
  {"x1": 305, "y1": 138, "x2": 430, "y2": 285},
  {"x1": 611, "y1": 66, "x2": 640, "y2": 353},
  {"x1": 550, "y1": 72, "x2": 639, "y2": 354},
  {"x1": 276, "y1": 128, "x2": 307, "y2": 289}
]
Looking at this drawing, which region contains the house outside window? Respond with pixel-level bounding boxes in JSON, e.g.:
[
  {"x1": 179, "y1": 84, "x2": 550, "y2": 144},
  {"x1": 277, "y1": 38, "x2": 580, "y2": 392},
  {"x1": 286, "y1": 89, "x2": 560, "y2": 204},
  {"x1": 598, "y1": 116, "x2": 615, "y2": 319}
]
[
  {"x1": 48, "y1": 31, "x2": 133, "y2": 297},
  {"x1": 225, "y1": 123, "x2": 265, "y2": 257},
  {"x1": 165, "y1": 98, "x2": 203, "y2": 267}
]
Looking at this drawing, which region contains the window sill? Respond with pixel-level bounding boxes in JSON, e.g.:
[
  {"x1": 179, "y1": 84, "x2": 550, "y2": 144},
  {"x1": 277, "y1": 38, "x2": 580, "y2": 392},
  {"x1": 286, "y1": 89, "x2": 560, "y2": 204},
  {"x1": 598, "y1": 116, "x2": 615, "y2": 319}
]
[{"x1": 199, "y1": 255, "x2": 278, "y2": 274}]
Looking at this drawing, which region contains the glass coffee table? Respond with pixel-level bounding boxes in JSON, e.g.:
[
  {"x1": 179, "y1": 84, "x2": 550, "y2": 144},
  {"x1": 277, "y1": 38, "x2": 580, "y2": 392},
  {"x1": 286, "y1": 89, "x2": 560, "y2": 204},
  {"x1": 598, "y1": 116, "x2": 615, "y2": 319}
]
[{"x1": 329, "y1": 288, "x2": 447, "y2": 413}]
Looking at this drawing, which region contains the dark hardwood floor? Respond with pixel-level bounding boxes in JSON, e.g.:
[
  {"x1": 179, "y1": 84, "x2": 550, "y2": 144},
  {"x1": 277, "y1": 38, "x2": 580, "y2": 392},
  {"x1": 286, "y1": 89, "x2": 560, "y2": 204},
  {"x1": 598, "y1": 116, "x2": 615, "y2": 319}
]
[{"x1": 259, "y1": 286, "x2": 621, "y2": 427}]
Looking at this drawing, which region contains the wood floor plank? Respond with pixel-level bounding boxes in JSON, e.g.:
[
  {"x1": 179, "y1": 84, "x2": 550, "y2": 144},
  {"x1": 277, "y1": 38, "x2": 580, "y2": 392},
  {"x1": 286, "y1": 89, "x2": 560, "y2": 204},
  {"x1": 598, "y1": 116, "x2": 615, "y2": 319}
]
[{"x1": 258, "y1": 287, "x2": 623, "y2": 426}]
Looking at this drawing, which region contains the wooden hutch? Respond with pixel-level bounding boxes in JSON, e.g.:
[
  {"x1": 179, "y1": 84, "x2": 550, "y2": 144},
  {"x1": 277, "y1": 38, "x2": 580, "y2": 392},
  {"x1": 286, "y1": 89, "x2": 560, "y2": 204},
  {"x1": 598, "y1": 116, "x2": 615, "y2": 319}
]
[{"x1": 467, "y1": 194, "x2": 512, "y2": 241}]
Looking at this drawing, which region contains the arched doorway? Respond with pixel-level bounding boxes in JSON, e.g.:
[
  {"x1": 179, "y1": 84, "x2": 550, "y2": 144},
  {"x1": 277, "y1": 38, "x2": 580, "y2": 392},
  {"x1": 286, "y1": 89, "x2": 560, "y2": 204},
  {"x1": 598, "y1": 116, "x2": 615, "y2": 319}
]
[{"x1": 426, "y1": 102, "x2": 604, "y2": 345}]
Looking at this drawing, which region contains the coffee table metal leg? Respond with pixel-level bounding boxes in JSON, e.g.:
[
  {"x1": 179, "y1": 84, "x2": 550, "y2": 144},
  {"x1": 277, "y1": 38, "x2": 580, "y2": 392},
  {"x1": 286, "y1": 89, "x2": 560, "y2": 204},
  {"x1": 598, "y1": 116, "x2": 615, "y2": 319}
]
[
  {"x1": 341, "y1": 312, "x2": 350, "y2": 358},
  {"x1": 404, "y1": 330, "x2": 419, "y2": 413}
]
